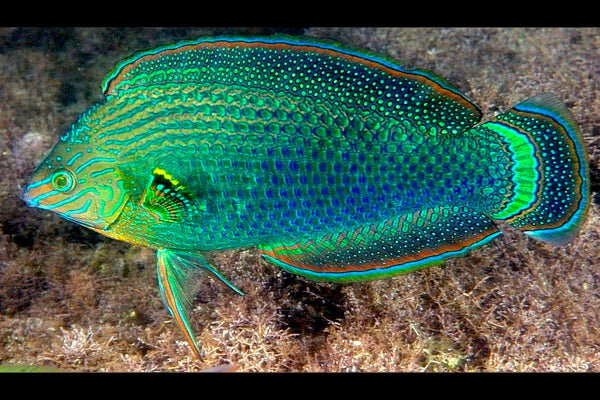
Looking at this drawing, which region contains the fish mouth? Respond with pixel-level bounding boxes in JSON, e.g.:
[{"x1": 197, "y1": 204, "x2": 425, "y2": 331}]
[
  {"x1": 20, "y1": 187, "x2": 37, "y2": 207},
  {"x1": 62, "y1": 214, "x2": 109, "y2": 230},
  {"x1": 20, "y1": 188, "x2": 104, "y2": 230},
  {"x1": 20, "y1": 185, "x2": 111, "y2": 231}
]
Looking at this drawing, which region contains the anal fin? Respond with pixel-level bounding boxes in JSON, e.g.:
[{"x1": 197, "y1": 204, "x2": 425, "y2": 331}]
[
  {"x1": 259, "y1": 206, "x2": 501, "y2": 282},
  {"x1": 156, "y1": 249, "x2": 243, "y2": 359}
]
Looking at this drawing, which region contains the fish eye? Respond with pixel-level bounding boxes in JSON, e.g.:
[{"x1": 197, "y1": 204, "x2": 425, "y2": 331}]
[{"x1": 51, "y1": 169, "x2": 76, "y2": 192}]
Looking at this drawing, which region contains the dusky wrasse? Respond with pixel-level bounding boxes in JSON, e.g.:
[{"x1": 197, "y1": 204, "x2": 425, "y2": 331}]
[{"x1": 22, "y1": 37, "x2": 590, "y2": 359}]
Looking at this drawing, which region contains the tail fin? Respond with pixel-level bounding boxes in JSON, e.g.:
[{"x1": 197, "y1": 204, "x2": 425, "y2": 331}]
[{"x1": 483, "y1": 94, "x2": 590, "y2": 245}]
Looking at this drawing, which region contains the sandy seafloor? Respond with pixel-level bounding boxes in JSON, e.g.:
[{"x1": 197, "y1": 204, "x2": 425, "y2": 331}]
[{"x1": 0, "y1": 27, "x2": 598, "y2": 372}]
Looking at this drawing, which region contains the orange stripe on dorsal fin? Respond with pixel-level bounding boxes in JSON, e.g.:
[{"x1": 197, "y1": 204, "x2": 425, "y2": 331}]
[{"x1": 101, "y1": 37, "x2": 481, "y2": 124}]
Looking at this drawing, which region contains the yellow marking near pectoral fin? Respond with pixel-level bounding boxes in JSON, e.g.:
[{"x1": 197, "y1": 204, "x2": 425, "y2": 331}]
[{"x1": 142, "y1": 168, "x2": 196, "y2": 222}]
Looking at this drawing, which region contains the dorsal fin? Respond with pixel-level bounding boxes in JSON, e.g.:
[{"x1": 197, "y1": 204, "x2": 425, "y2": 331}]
[{"x1": 100, "y1": 37, "x2": 482, "y2": 128}]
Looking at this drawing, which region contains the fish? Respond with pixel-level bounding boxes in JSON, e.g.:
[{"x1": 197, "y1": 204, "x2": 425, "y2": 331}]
[{"x1": 21, "y1": 36, "x2": 591, "y2": 359}]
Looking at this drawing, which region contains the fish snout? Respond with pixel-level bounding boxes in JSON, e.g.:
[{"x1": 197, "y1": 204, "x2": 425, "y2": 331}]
[{"x1": 20, "y1": 185, "x2": 36, "y2": 207}]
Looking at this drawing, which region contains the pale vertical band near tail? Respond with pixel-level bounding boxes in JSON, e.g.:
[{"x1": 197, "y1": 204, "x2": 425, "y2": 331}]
[{"x1": 484, "y1": 94, "x2": 590, "y2": 245}]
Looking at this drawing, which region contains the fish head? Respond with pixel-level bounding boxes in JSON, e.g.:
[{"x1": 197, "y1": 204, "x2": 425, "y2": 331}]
[{"x1": 21, "y1": 139, "x2": 130, "y2": 231}]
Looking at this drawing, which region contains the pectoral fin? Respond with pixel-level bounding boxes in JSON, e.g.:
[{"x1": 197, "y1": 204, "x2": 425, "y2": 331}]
[
  {"x1": 156, "y1": 249, "x2": 243, "y2": 359},
  {"x1": 142, "y1": 168, "x2": 200, "y2": 222},
  {"x1": 259, "y1": 206, "x2": 501, "y2": 282}
]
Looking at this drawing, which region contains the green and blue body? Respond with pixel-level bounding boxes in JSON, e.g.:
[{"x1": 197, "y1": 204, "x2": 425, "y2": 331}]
[{"x1": 22, "y1": 37, "x2": 590, "y2": 358}]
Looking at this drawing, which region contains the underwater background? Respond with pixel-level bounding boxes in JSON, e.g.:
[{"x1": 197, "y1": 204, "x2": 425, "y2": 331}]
[{"x1": 0, "y1": 27, "x2": 598, "y2": 372}]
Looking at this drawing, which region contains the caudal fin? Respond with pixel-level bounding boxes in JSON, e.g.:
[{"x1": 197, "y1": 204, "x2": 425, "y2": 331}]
[{"x1": 483, "y1": 94, "x2": 590, "y2": 245}]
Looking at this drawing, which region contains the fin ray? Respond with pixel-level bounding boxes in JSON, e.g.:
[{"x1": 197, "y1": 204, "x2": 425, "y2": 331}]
[
  {"x1": 156, "y1": 249, "x2": 243, "y2": 359},
  {"x1": 142, "y1": 168, "x2": 198, "y2": 223}
]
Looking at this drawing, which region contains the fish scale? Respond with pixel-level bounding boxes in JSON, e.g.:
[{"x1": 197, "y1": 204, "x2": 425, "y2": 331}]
[{"x1": 22, "y1": 37, "x2": 590, "y2": 359}]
